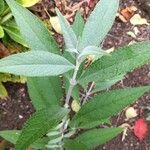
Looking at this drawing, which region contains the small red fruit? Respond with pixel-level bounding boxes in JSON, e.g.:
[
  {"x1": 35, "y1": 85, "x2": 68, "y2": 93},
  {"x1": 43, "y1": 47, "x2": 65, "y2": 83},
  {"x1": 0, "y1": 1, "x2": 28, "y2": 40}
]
[{"x1": 133, "y1": 118, "x2": 148, "y2": 141}]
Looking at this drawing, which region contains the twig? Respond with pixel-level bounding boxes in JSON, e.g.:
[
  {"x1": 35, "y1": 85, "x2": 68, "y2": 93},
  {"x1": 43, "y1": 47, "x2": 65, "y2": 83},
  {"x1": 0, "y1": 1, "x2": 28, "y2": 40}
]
[{"x1": 82, "y1": 82, "x2": 95, "y2": 105}]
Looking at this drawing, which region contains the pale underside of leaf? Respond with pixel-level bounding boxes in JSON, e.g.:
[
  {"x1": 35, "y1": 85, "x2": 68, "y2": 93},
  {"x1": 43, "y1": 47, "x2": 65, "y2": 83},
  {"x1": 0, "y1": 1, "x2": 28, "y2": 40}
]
[
  {"x1": 56, "y1": 8, "x2": 77, "y2": 50},
  {"x1": 0, "y1": 51, "x2": 75, "y2": 76},
  {"x1": 72, "y1": 11, "x2": 84, "y2": 38},
  {"x1": 79, "y1": 0, "x2": 119, "y2": 50},
  {"x1": 78, "y1": 45, "x2": 109, "y2": 61},
  {"x1": 5, "y1": 0, "x2": 64, "y2": 110}
]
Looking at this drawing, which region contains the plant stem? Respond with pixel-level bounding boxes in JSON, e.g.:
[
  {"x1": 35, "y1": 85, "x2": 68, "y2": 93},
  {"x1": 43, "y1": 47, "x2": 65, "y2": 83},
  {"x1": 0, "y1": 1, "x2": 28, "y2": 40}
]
[
  {"x1": 82, "y1": 82, "x2": 95, "y2": 105},
  {"x1": 65, "y1": 60, "x2": 80, "y2": 108}
]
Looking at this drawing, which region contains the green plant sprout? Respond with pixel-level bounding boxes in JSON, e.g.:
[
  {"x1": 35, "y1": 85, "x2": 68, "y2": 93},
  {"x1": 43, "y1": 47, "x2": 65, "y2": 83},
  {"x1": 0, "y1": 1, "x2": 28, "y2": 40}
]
[{"x1": 0, "y1": 0, "x2": 150, "y2": 150}]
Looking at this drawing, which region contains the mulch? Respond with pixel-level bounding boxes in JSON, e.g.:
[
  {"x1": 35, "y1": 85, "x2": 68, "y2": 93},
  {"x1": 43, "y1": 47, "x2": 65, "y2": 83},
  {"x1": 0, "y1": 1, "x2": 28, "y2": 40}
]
[{"x1": 0, "y1": 0, "x2": 150, "y2": 149}]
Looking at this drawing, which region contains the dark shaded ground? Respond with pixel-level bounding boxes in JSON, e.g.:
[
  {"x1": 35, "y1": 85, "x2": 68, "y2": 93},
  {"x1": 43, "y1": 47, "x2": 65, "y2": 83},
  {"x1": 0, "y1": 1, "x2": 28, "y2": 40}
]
[
  {"x1": 0, "y1": 0, "x2": 150, "y2": 150},
  {"x1": 0, "y1": 83, "x2": 33, "y2": 130}
]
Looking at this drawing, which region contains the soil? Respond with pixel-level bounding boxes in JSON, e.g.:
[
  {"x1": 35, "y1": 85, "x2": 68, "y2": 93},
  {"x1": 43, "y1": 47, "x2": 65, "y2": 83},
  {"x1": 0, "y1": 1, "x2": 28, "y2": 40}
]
[{"x1": 0, "y1": 0, "x2": 150, "y2": 150}]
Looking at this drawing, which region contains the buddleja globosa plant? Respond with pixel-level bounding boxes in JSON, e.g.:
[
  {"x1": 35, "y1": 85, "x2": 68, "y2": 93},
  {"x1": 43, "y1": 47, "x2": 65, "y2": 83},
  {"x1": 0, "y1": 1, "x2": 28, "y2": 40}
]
[{"x1": 0, "y1": 0, "x2": 150, "y2": 150}]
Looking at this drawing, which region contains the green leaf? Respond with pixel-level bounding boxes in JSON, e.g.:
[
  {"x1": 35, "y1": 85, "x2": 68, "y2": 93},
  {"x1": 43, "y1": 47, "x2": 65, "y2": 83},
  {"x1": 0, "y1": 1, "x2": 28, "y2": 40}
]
[
  {"x1": 79, "y1": 0, "x2": 119, "y2": 50},
  {"x1": 0, "y1": 25, "x2": 4, "y2": 38},
  {"x1": 5, "y1": 0, "x2": 59, "y2": 53},
  {"x1": 66, "y1": 48, "x2": 78, "y2": 54},
  {"x1": 70, "y1": 86, "x2": 150, "y2": 128},
  {"x1": 0, "y1": 130, "x2": 48, "y2": 149},
  {"x1": 65, "y1": 128, "x2": 122, "y2": 150},
  {"x1": 0, "y1": 51, "x2": 75, "y2": 76},
  {"x1": 65, "y1": 139, "x2": 88, "y2": 150},
  {"x1": 15, "y1": 106, "x2": 69, "y2": 150},
  {"x1": 27, "y1": 77, "x2": 63, "y2": 110},
  {"x1": 3, "y1": 20, "x2": 27, "y2": 47},
  {"x1": 16, "y1": 0, "x2": 40, "y2": 7},
  {"x1": 0, "y1": 82, "x2": 8, "y2": 98},
  {"x1": 5, "y1": 0, "x2": 63, "y2": 110},
  {"x1": 92, "y1": 74, "x2": 125, "y2": 93},
  {"x1": 79, "y1": 41, "x2": 150, "y2": 88},
  {"x1": 56, "y1": 8, "x2": 77, "y2": 50},
  {"x1": 0, "y1": 130, "x2": 21, "y2": 144},
  {"x1": 78, "y1": 46, "x2": 109, "y2": 61},
  {"x1": 72, "y1": 11, "x2": 84, "y2": 37},
  {"x1": 0, "y1": 0, "x2": 5, "y2": 15}
]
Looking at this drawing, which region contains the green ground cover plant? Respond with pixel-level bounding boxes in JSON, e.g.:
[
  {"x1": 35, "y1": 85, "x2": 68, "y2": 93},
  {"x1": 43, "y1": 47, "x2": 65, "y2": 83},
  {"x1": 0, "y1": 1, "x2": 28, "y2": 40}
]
[{"x1": 0, "y1": 0, "x2": 150, "y2": 149}]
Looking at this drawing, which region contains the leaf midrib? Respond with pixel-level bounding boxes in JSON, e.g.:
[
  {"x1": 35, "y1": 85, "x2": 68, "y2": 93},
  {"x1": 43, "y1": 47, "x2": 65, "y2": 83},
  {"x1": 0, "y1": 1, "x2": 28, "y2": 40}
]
[
  {"x1": 13, "y1": 6, "x2": 56, "y2": 52},
  {"x1": 72, "y1": 90, "x2": 145, "y2": 127},
  {"x1": 80, "y1": 52, "x2": 150, "y2": 83}
]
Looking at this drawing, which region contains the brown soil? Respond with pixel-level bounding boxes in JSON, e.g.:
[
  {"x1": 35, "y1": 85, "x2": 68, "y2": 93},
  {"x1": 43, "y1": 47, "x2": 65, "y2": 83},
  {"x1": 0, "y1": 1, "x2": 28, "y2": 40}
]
[{"x1": 0, "y1": 0, "x2": 150, "y2": 150}]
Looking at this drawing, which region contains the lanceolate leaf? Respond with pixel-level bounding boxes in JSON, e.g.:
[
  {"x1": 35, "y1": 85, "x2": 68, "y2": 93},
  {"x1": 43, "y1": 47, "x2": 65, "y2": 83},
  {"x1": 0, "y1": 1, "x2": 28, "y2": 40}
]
[
  {"x1": 78, "y1": 46, "x2": 109, "y2": 61},
  {"x1": 0, "y1": 130, "x2": 48, "y2": 149},
  {"x1": 15, "y1": 106, "x2": 69, "y2": 150},
  {"x1": 5, "y1": 0, "x2": 64, "y2": 110},
  {"x1": 56, "y1": 8, "x2": 77, "y2": 49},
  {"x1": 92, "y1": 74, "x2": 125, "y2": 93},
  {"x1": 0, "y1": 0, "x2": 5, "y2": 15},
  {"x1": 0, "y1": 130, "x2": 21, "y2": 144},
  {"x1": 70, "y1": 86, "x2": 150, "y2": 128},
  {"x1": 0, "y1": 51, "x2": 75, "y2": 76},
  {"x1": 65, "y1": 128, "x2": 122, "y2": 150},
  {"x1": 5, "y1": 0, "x2": 59, "y2": 53},
  {"x1": 72, "y1": 11, "x2": 84, "y2": 37},
  {"x1": 65, "y1": 139, "x2": 89, "y2": 150},
  {"x1": 3, "y1": 20, "x2": 27, "y2": 47},
  {"x1": 79, "y1": 0, "x2": 119, "y2": 50},
  {"x1": 27, "y1": 77, "x2": 63, "y2": 109},
  {"x1": 79, "y1": 41, "x2": 150, "y2": 88}
]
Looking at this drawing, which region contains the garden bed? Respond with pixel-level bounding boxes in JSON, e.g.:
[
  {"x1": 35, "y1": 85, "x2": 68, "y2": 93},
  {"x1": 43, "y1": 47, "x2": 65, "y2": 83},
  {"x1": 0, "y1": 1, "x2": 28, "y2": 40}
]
[{"x1": 0, "y1": 0, "x2": 150, "y2": 149}]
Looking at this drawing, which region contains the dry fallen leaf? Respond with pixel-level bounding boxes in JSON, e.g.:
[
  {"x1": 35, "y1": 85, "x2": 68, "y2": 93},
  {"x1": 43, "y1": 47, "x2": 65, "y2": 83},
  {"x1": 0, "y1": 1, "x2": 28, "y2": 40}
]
[
  {"x1": 118, "y1": 6, "x2": 137, "y2": 22},
  {"x1": 133, "y1": 27, "x2": 140, "y2": 35},
  {"x1": 128, "y1": 40, "x2": 137, "y2": 45},
  {"x1": 127, "y1": 31, "x2": 136, "y2": 38},
  {"x1": 125, "y1": 107, "x2": 138, "y2": 120},
  {"x1": 130, "y1": 14, "x2": 149, "y2": 25},
  {"x1": 0, "y1": 42, "x2": 10, "y2": 58},
  {"x1": 120, "y1": 123, "x2": 132, "y2": 141},
  {"x1": 50, "y1": 16, "x2": 62, "y2": 34},
  {"x1": 106, "y1": 47, "x2": 115, "y2": 54}
]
